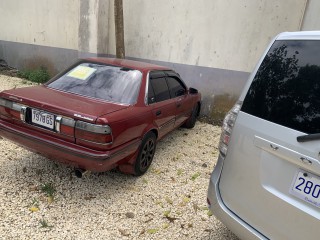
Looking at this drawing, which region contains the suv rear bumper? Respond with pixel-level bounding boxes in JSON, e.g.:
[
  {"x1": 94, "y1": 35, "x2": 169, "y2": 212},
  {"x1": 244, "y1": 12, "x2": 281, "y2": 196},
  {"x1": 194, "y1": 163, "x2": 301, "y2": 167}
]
[
  {"x1": 207, "y1": 155, "x2": 268, "y2": 240},
  {"x1": 0, "y1": 119, "x2": 140, "y2": 172}
]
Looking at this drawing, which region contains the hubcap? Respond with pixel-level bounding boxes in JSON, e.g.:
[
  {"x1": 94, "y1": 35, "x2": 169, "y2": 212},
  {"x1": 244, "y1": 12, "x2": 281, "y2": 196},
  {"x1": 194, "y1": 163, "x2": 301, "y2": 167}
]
[{"x1": 140, "y1": 138, "x2": 155, "y2": 170}]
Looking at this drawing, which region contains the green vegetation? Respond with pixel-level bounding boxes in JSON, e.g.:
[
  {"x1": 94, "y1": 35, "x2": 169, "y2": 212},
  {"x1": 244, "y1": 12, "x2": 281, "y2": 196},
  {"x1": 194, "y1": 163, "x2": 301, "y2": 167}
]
[
  {"x1": 29, "y1": 198, "x2": 40, "y2": 212},
  {"x1": 17, "y1": 66, "x2": 50, "y2": 84},
  {"x1": 191, "y1": 172, "x2": 200, "y2": 181},
  {"x1": 40, "y1": 182, "x2": 56, "y2": 198},
  {"x1": 39, "y1": 219, "x2": 53, "y2": 229}
]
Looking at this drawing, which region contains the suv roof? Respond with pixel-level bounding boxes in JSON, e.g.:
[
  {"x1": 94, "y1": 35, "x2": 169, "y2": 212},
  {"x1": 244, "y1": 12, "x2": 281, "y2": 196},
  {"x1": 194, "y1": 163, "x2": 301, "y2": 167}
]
[{"x1": 276, "y1": 31, "x2": 320, "y2": 40}]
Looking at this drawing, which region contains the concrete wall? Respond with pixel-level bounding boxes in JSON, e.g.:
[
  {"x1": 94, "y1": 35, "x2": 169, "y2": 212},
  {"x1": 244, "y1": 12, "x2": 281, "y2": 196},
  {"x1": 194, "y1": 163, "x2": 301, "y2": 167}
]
[
  {"x1": 0, "y1": 0, "x2": 79, "y2": 74},
  {"x1": 112, "y1": 0, "x2": 307, "y2": 117},
  {"x1": 301, "y1": 0, "x2": 320, "y2": 30},
  {"x1": 116, "y1": 0, "x2": 306, "y2": 73},
  {"x1": 0, "y1": 0, "x2": 110, "y2": 74},
  {"x1": 78, "y1": 0, "x2": 110, "y2": 56},
  {"x1": 0, "y1": 0, "x2": 314, "y2": 118},
  {"x1": 0, "y1": 0, "x2": 79, "y2": 49}
]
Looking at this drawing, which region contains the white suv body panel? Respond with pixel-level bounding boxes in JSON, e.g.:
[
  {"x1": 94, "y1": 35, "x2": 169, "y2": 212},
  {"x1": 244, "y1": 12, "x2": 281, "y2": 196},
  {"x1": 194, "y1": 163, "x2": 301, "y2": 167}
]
[
  {"x1": 219, "y1": 112, "x2": 320, "y2": 239},
  {"x1": 208, "y1": 31, "x2": 320, "y2": 239}
]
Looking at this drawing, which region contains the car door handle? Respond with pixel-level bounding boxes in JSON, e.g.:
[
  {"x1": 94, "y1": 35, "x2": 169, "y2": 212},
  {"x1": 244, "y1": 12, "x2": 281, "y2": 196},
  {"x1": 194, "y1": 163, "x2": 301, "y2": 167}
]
[{"x1": 156, "y1": 110, "x2": 161, "y2": 116}]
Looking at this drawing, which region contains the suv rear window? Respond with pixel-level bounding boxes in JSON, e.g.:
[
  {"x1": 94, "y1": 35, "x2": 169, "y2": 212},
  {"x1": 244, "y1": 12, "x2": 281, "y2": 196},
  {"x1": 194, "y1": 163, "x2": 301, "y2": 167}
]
[
  {"x1": 242, "y1": 40, "x2": 320, "y2": 134},
  {"x1": 47, "y1": 62, "x2": 142, "y2": 105}
]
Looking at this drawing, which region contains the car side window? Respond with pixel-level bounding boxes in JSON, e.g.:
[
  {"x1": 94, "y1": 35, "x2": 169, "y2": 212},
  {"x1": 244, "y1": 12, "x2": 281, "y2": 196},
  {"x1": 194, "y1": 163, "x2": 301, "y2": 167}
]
[
  {"x1": 166, "y1": 77, "x2": 186, "y2": 98},
  {"x1": 148, "y1": 81, "x2": 156, "y2": 104},
  {"x1": 150, "y1": 77, "x2": 171, "y2": 103}
]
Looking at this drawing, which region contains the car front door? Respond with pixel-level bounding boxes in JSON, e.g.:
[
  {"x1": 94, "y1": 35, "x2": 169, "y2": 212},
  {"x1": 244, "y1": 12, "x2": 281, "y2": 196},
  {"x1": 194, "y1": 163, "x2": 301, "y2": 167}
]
[
  {"x1": 148, "y1": 72, "x2": 176, "y2": 139},
  {"x1": 165, "y1": 74, "x2": 193, "y2": 127}
]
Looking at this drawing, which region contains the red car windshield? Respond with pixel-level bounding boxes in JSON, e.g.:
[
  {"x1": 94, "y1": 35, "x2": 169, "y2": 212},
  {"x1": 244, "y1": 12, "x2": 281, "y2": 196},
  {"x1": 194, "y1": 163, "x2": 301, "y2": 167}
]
[{"x1": 47, "y1": 63, "x2": 142, "y2": 105}]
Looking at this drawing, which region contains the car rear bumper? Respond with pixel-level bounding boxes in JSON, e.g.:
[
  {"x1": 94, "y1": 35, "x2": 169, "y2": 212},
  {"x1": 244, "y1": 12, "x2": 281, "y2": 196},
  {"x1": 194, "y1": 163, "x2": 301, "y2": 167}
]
[
  {"x1": 0, "y1": 120, "x2": 141, "y2": 172},
  {"x1": 207, "y1": 155, "x2": 268, "y2": 240}
]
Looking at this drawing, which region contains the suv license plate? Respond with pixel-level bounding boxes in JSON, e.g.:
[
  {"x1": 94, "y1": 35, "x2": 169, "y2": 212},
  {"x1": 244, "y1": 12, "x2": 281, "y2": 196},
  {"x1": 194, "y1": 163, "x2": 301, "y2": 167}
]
[
  {"x1": 290, "y1": 170, "x2": 320, "y2": 208},
  {"x1": 31, "y1": 109, "x2": 55, "y2": 130}
]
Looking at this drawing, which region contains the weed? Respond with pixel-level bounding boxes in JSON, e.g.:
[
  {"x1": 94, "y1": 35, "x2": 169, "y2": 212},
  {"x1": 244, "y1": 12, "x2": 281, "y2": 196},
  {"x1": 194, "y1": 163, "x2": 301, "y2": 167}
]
[
  {"x1": 147, "y1": 229, "x2": 159, "y2": 234},
  {"x1": 163, "y1": 210, "x2": 171, "y2": 217},
  {"x1": 29, "y1": 198, "x2": 40, "y2": 212},
  {"x1": 40, "y1": 183, "x2": 56, "y2": 198},
  {"x1": 17, "y1": 66, "x2": 50, "y2": 84},
  {"x1": 39, "y1": 219, "x2": 53, "y2": 229},
  {"x1": 191, "y1": 172, "x2": 200, "y2": 181},
  {"x1": 30, "y1": 198, "x2": 39, "y2": 208}
]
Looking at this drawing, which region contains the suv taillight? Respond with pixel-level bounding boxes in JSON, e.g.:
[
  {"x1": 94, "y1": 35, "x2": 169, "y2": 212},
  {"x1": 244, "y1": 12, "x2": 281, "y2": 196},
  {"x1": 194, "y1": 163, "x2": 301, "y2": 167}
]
[
  {"x1": 75, "y1": 121, "x2": 112, "y2": 144},
  {"x1": 219, "y1": 101, "x2": 242, "y2": 158}
]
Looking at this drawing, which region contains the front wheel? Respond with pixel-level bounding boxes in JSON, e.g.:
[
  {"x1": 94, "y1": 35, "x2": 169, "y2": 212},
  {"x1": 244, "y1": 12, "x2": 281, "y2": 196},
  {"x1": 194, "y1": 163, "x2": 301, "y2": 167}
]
[
  {"x1": 134, "y1": 132, "x2": 157, "y2": 176},
  {"x1": 183, "y1": 103, "x2": 199, "y2": 129}
]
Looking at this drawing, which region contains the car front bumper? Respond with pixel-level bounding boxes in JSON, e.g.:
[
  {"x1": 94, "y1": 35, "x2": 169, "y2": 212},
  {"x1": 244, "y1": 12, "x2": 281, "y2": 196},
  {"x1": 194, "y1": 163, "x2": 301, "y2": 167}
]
[
  {"x1": 207, "y1": 154, "x2": 268, "y2": 240},
  {"x1": 0, "y1": 119, "x2": 141, "y2": 172}
]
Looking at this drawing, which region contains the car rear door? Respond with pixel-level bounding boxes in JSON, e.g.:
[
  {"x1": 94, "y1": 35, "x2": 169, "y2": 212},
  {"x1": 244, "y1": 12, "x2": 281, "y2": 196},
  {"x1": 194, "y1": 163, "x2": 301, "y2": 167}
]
[
  {"x1": 148, "y1": 71, "x2": 176, "y2": 138},
  {"x1": 218, "y1": 39, "x2": 320, "y2": 239}
]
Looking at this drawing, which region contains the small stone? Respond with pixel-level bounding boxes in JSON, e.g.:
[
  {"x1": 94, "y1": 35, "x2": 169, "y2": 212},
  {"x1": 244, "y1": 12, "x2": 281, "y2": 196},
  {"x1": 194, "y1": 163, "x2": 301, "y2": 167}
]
[
  {"x1": 202, "y1": 163, "x2": 208, "y2": 168},
  {"x1": 28, "y1": 185, "x2": 39, "y2": 191},
  {"x1": 119, "y1": 229, "x2": 130, "y2": 236},
  {"x1": 125, "y1": 212, "x2": 135, "y2": 218}
]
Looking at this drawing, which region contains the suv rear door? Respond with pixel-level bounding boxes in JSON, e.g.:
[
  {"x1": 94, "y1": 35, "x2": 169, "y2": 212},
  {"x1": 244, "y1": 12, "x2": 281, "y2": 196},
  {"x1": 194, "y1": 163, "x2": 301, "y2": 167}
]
[{"x1": 219, "y1": 38, "x2": 320, "y2": 239}]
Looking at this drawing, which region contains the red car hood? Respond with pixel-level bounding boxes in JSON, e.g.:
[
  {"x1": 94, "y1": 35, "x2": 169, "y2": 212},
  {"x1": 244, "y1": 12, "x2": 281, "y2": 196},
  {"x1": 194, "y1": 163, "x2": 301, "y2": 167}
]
[{"x1": 0, "y1": 85, "x2": 129, "y2": 122}]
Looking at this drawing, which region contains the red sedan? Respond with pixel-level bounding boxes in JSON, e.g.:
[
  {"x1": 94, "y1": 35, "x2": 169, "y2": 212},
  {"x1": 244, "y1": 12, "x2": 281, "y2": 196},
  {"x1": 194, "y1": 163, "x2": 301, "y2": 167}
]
[{"x1": 0, "y1": 58, "x2": 201, "y2": 176}]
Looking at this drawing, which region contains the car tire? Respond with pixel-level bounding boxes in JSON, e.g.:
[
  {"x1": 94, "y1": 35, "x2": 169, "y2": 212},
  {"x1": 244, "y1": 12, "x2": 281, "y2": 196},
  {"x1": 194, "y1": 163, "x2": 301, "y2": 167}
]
[
  {"x1": 183, "y1": 103, "x2": 199, "y2": 129},
  {"x1": 134, "y1": 132, "x2": 157, "y2": 176}
]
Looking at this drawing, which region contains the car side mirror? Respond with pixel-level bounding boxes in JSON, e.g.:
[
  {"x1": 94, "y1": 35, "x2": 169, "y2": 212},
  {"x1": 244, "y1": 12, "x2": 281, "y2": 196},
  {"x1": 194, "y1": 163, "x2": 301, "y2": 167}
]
[
  {"x1": 176, "y1": 89, "x2": 186, "y2": 97},
  {"x1": 189, "y1": 87, "x2": 198, "y2": 94}
]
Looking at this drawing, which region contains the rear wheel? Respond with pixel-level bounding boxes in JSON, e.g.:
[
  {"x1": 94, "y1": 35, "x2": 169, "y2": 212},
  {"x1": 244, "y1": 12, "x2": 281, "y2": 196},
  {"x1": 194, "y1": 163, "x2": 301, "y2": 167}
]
[
  {"x1": 183, "y1": 103, "x2": 199, "y2": 129},
  {"x1": 134, "y1": 132, "x2": 157, "y2": 176}
]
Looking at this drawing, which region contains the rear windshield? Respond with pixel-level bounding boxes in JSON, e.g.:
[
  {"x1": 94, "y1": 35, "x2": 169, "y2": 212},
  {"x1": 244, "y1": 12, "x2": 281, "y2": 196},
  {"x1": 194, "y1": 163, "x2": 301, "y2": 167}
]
[
  {"x1": 242, "y1": 40, "x2": 320, "y2": 134},
  {"x1": 47, "y1": 62, "x2": 142, "y2": 105}
]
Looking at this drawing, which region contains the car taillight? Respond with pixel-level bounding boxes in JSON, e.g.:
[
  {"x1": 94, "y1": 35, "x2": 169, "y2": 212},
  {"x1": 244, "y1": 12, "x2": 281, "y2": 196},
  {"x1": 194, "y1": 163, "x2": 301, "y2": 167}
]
[
  {"x1": 0, "y1": 98, "x2": 25, "y2": 119},
  {"x1": 219, "y1": 101, "x2": 242, "y2": 158},
  {"x1": 55, "y1": 116, "x2": 75, "y2": 136},
  {"x1": 75, "y1": 121, "x2": 112, "y2": 144}
]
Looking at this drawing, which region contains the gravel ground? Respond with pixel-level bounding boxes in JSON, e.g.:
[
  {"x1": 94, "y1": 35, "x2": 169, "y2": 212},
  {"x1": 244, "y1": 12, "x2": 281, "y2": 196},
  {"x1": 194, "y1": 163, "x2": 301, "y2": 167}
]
[{"x1": 0, "y1": 75, "x2": 238, "y2": 240}]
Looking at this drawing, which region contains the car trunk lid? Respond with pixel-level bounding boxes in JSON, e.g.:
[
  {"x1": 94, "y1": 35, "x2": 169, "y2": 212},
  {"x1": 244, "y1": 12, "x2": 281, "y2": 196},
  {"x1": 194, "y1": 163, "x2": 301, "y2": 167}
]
[
  {"x1": 0, "y1": 86, "x2": 128, "y2": 150},
  {"x1": 0, "y1": 85, "x2": 129, "y2": 122}
]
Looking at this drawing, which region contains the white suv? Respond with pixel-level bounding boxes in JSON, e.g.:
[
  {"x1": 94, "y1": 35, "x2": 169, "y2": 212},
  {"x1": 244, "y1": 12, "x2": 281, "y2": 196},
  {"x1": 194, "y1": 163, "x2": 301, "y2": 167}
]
[{"x1": 207, "y1": 31, "x2": 320, "y2": 240}]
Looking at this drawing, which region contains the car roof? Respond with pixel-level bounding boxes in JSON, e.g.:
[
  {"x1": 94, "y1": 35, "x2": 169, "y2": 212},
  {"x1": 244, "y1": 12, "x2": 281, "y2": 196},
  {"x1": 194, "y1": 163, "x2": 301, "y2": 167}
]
[
  {"x1": 85, "y1": 57, "x2": 172, "y2": 71},
  {"x1": 276, "y1": 31, "x2": 320, "y2": 40}
]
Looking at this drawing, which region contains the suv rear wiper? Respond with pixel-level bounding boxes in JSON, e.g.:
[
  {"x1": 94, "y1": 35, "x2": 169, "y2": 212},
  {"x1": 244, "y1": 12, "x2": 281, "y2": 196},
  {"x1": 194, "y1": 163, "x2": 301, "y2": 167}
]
[{"x1": 297, "y1": 133, "x2": 320, "y2": 142}]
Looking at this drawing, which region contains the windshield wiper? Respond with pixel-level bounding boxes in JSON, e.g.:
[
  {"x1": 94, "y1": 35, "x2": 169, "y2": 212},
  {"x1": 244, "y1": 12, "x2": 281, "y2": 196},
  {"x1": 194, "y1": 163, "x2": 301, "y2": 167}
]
[{"x1": 297, "y1": 133, "x2": 320, "y2": 142}]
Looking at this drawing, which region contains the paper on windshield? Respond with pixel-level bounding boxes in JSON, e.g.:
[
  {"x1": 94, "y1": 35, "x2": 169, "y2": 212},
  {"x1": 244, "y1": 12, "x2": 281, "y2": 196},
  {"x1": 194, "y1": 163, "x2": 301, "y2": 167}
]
[{"x1": 67, "y1": 66, "x2": 96, "y2": 80}]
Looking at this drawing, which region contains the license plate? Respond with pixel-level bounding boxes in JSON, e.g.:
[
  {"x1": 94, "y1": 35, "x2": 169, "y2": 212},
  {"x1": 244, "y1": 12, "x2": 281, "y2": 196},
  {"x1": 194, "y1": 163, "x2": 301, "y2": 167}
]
[
  {"x1": 31, "y1": 109, "x2": 55, "y2": 130},
  {"x1": 290, "y1": 170, "x2": 320, "y2": 208}
]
